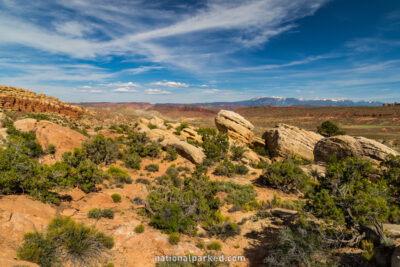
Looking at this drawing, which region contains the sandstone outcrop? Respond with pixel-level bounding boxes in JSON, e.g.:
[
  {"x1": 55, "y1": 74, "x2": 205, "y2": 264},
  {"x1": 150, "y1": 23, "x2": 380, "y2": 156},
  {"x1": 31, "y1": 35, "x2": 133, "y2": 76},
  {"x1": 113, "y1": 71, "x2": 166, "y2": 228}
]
[
  {"x1": 263, "y1": 124, "x2": 323, "y2": 161},
  {"x1": 314, "y1": 135, "x2": 399, "y2": 162},
  {"x1": 161, "y1": 137, "x2": 205, "y2": 164},
  {"x1": 215, "y1": 110, "x2": 255, "y2": 145},
  {"x1": 14, "y1": 118, "x2": 87, "y2": 160},
  {"x1": 0, "y1": 85, "x2": 83, "y2": 118}
]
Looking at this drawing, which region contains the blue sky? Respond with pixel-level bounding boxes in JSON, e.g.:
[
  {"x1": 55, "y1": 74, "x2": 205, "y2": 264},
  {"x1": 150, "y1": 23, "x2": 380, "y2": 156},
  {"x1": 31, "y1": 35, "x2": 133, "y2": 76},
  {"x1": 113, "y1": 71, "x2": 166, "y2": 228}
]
[{"x1": 0, "y1": 0, "x2": 400, "y2": 103}]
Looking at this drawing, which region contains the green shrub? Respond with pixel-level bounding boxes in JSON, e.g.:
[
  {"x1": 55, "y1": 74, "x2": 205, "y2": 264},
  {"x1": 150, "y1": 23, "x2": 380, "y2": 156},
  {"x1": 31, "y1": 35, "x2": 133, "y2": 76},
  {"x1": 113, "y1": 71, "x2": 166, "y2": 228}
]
[
  {"x1": 134, "y1": 224, "x2": 145, "y2": 233},
  {"x1": 27, "y1": 113, "x2": 50, "y2": 121},
  {"x1": 317, "y1": 120, "x2": 345, "y2": 137},
  {"x1": 165, "y1": 147, "x2": 178, "y2": 161},
  {"x1": 259, "y1": 160, "x2": 311, "y2": 193},
  {"x1": 136, "y1": 178, "x2": 151, "y2": 185},
  {"x1": 253, "y1": 160, "x2": 269, "y2": 169},
  {"x1": 46, "y1": 144, "x2": 56, "y2": 155},
  {"x1": 308, "y1": 157, "x2": 389, "y2": 228},
  {"x1": 88, "y1": 208, "x2": 115, "y2": 220},
  {"x1": 205, "y1": 221, "x2": 241, "y2": 239},
  {"x1": 145, "y1": 164, "x2": 159, "y2": 172},
  {"x1": 213, "y1": 159, "x2": 236, "y2": 177},
  {"x1": 207, "y1": 241, "x2": 222, "y2": 251},
  {"x1": 235, "y1": 164, "x2": 249, "y2": 175},
  {"x1": 174, "y1": 122, "x2": 189, "y2": 135},
  {"x1": 111, "y1": 193, "x2": 122, "y2": 203},
  {"x1": 83, "y1": 134, "x2": 119, "y2": 165},
  {"x1": 123, "y1": 152, "x2": 141, "y2": 169},
  {"x1": 88, "y1": 208, "x2": 102, "y2": 219},
  {"x1": 168, "y1": 232, "x2": 181, "y2": 245},
  {"x1": 101, "y1": 209, "x2": 115, "y2": 219},
  {"x1": 106, "y1": 165, "x2": 132, "y2": 184},
  {"x1": 253, "y1": 146, "x2": 269, "y2": 157},
  {"x1": 198, "y1": 128, "x2": 229, "y2": 161},
  {"x1": 264, "y1": 221, "x2": 331, "y2": 266},
  {"x1": 230, "y1": 144, "x2": 246, "y2": 161},
  {"x1": 18, "y1": 217, "x2": 113, "y2": 266},
  {"x1": 148, "y1": 123, "x2": 157, "y2": 129}
]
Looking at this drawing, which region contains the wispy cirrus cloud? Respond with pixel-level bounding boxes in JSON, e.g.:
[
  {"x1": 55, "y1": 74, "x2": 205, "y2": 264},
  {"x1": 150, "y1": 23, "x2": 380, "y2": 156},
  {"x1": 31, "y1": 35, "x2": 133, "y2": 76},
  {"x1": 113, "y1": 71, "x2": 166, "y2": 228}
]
[{"x1": 0, "y1": 0, "x2": 329, "y2": 69}]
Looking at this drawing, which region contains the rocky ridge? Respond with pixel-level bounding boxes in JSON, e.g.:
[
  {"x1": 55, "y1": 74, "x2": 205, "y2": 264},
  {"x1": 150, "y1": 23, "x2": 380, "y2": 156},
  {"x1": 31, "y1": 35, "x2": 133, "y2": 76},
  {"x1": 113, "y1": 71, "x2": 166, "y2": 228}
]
[{"x1": 0, "y1": 85, "x2": 83, "y2": 118}]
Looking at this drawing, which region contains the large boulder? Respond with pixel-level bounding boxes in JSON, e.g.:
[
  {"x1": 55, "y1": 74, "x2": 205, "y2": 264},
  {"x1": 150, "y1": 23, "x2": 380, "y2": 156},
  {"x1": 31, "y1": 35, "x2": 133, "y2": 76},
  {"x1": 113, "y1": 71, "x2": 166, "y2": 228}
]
[
  {"x1": 161, "y1": 137, "x2": 205, "y2": 164},
  {"x1": 215, "y1": 110, "x2": 254, "y2": 145},
  {"x1": 14, "y1": 119, "x2": 87, "y2": 160},
  {"x1": 263, "y1": 124, "x2": 323, "y2": 161},
  {"x1": 314, "y1": 135, "x2": 399, "y2": 162},
  {"x1": 180, "y1": 127, "x2": 202, "y2": 143}
]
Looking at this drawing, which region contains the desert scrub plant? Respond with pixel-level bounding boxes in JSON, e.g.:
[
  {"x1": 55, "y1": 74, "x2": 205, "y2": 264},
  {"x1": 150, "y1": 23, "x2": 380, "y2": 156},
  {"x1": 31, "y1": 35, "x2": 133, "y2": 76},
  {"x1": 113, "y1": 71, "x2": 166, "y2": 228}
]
[
  {"x1": 206, "y1": 241, "x2": 222, "y2": 251},
  {"x1": 111, "y1": 193, "x2": 122, "y2": 203},
  {"x1": 235, "y1": 164, "x2": 249, "y2": 175},
  {"x1": 83, "y1": 134, "x2": 119, "y2": 165},
  {"x1": 145, "y1": 163, "x2": 159, "y2": 172},
  {"x1": 253, "y1": 145, "x2": 269, "y2": 157},
  {"x1": 123, "y1": 152, "x2": 141, "y2": 169},
  {"x1": 259, "y1": 160, "x2": 311, "y2": 193},
  {"x1": 205, "y1": 221, "x2": 241, "y2": 239},
  {"x1": 230, "y1": 144, "x2": 247, "y2": 161},
  {"x1": 264, "y1": 220, "x2": 334, "y2": 267},
  {"x1": 165, "y1": 147, "x2": 178, "y2": 161},
  {"x1": 174, "y1": 122, "x2": 189, "y2": 135},
  {"x1": 253, "y1": 160, "x2": 269, "y2": 169},
  {"x1": 136, "y1": 178, "x2": 151, "y2": 185},
  {"x1": 45, "y1": 143, "x2": 56, "y2": 155},
  {"x1": 18, "y1": 216, "x2": 114, "y2": 267},
  {"x1": 88, "y1": 208, "x2": 115, "y2": 220},
  {"x1": 317, "y1": 120, "x2": 345, "y2": 137},
  {"x1": 134, "y1": 224, "x2": 145, "y2": 233},
  {"x1": 168, "y1": 232, "x2": 181, "y2": 245},
  {"x1": 197, "y1": 128, "x2": 229, "y2": 161},
  {"x1": 106, "y1": 165, "x2": 133, "y2": 184},
  {"x1": 148, "y1": 123, "x2": 157, "y2": 129},
  {"x1": 213, "y1": 159, "x2": 236, "y2": 177}
]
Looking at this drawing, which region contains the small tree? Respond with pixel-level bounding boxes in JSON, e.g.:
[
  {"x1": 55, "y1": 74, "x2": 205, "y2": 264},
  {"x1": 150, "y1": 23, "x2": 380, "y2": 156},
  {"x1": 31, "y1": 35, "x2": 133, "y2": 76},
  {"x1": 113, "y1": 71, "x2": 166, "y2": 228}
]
[{"x1": 317, "y1": 120, "x2": 345, "y2": 137}]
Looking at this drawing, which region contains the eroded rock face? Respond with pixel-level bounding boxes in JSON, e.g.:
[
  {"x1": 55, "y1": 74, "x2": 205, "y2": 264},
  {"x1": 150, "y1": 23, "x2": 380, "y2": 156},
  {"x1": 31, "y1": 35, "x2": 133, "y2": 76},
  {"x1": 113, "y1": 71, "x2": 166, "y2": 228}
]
[
  {"x1": 314, "y1": 135, "x2": 399, "y2": 162},
  {"x1": 263, "y1": 124, "x2": 323, "y2": 161},
  {"x1": 161, "y1": 137, "x2": 205, "y2": 164},
  {"x1": 215, "y1": 110, "x2": 255, "y2": 145},
  {"x1": 0, "y1": 85, "x2": 83, "y2": 118},
  {"x1": 14, "y1": 119, "x2": 87, "y2": 161}
]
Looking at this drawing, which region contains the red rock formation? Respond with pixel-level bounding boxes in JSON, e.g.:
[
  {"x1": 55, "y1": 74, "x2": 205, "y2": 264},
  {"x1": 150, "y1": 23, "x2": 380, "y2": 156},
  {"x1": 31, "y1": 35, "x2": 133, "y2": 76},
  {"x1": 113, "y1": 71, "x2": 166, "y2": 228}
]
[{"x1": 0, "y1": 85, "x2": 83, "y2": 118}]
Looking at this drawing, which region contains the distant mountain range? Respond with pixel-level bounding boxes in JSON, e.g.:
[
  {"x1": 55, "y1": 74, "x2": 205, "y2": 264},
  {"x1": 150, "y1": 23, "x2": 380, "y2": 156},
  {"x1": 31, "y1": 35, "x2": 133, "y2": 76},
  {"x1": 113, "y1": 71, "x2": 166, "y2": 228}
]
[{"x1": 189, "y1": 96, "x2": 383, "y2": 107}]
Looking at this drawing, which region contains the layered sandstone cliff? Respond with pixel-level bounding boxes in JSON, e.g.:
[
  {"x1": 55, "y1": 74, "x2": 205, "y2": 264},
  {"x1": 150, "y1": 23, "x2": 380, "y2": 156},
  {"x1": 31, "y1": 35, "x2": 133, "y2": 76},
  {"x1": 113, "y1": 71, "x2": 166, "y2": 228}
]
[{"x1": 0, "y1": 85, "x2": 83, "y2": 118}]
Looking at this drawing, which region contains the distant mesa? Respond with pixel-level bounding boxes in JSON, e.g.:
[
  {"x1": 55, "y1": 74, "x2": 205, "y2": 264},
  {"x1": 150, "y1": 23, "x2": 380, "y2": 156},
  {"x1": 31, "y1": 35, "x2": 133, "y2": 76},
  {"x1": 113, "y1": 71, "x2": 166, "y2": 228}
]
[{"x1": 0, "y1": 85, "x2": 83, "y2": 118}]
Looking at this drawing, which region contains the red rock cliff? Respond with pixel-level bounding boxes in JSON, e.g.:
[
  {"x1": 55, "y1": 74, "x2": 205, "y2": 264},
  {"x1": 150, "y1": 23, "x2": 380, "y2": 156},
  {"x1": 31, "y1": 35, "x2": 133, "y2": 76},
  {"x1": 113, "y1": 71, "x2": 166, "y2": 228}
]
[{"x1": 0, "y1": 85, "x2": 83, "y2": 118}]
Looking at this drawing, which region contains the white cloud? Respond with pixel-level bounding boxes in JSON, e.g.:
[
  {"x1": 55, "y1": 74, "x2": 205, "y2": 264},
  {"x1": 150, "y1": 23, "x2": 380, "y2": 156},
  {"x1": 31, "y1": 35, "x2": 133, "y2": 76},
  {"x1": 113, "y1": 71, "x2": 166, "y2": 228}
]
[
  {"x1": 112, "y1": 87, "x2": 138, "y2": 93},
  {"x1": 149, "y1": 81, "x2": 189, "y2": 87},
  {"x1": 81, "y1": 85, "x2": 92, "y2": 89},
  {"x1": 105, "y1": 82, "x2": 140, "y2": 87},
  {"x1": 202, "y1": 89, "x2": 221, "y2": 94},
  {"x1": 145, "y1": 89, "x2": 171, "y2": 95},
  {"x1": 54, "y1": 21, "x2": 92, "y2": 37},
  {"x1": 126, "y1": 66, "x2": 164, "y2": 74},
  {"x1": 0, "y1": 0, "x2": 329, "y2": 69},
  {"x1": 89, "y1": 89, "x2": 104, "y2": 93}
]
